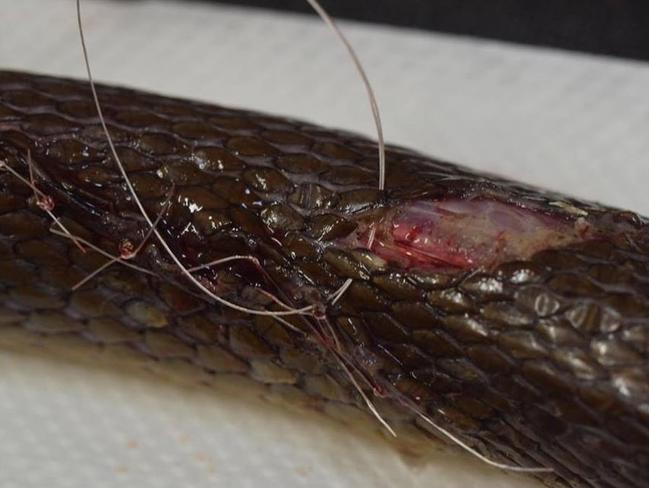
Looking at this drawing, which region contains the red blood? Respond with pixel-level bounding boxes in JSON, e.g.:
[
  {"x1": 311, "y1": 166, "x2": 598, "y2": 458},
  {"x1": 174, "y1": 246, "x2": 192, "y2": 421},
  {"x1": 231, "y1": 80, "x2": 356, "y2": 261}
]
[{"x1": 360, "y1": 199, "x2": 581, "y2": 270}]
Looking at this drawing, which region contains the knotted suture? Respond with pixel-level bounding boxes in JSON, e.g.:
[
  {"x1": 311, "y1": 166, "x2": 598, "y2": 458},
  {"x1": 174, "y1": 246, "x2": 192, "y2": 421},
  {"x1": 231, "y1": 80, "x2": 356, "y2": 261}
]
[
  {"x1": 0, "y1": 151, "x2": 85, "y2": 252},
  {"x1": 69, "y1": 185, "x2": 176, "y2": 291},
  {"x1": 0, "y1": 149, "x2": 163, "y2": 284}
]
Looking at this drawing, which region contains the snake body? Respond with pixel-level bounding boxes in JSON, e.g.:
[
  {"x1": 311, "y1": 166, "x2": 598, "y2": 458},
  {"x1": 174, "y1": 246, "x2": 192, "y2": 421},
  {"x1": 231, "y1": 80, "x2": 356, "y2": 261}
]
[{"x1": 0, "y1": 70, "x2": 647, "y2": 488}]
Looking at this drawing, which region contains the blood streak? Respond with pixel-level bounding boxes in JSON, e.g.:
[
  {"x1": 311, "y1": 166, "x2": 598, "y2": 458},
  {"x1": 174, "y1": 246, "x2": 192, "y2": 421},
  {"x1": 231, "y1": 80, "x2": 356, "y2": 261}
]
[{"x1": 352, "y1": 199, "x2": 588, "y2": 270}]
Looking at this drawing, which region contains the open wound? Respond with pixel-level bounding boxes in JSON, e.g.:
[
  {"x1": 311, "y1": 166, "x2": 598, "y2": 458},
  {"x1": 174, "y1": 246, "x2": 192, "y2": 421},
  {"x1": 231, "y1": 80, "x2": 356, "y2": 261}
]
[{"x1": 344, "y1": 199, "x2": 589, "y2": 270}]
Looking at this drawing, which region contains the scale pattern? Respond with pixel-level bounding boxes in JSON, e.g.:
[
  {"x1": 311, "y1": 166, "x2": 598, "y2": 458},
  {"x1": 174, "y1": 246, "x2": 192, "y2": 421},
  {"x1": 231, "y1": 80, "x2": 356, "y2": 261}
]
[{"x1": 0, "y1": 70, "x2": 647, "y2": 488}]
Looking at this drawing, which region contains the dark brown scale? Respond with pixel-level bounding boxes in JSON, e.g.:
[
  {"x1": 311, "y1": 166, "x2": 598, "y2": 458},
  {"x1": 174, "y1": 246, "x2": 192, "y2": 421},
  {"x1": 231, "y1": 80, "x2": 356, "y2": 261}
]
[{"x1": 0, "y1": 70, "x2": 648, "y2": 488}]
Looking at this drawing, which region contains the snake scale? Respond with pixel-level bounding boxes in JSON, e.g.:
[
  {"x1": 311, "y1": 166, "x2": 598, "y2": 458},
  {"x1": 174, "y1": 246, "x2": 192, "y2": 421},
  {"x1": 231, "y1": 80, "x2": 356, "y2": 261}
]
[{"x1": 0, "y1": 70, "x2": 647, "y2": 488}]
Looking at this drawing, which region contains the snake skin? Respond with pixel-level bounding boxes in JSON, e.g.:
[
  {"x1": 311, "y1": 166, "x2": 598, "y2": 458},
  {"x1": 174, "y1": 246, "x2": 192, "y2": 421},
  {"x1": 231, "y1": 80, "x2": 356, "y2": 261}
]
[{"x1": 0, "y1": 70, "x2": 647, "y2": 488}]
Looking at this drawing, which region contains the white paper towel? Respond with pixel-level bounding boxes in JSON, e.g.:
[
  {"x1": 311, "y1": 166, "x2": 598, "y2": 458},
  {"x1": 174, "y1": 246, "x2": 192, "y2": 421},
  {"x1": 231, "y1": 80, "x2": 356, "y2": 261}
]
[{"x1": 1, "y1": 1, "x2": 648, "y2": 487}]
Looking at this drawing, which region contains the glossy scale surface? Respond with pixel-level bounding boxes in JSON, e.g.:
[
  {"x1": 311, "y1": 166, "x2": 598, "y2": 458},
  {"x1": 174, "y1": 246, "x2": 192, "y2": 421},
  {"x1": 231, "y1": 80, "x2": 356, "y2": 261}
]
[{"x1": 0, "y1": 70, "x2": 648, "y2": 488}]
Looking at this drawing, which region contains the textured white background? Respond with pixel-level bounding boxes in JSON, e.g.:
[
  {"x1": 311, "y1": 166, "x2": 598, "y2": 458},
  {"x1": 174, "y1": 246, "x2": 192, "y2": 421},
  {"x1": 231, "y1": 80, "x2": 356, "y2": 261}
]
[{"x1": 1, "y1": 1, "x2": 648, "y2": 487}]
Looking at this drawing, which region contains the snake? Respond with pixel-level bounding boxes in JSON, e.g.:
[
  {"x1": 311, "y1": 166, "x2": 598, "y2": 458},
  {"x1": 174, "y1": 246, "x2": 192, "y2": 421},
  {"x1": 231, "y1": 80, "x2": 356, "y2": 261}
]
[{"x1": 0, "y1": 69, "x2": 647, "y2": 488}]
